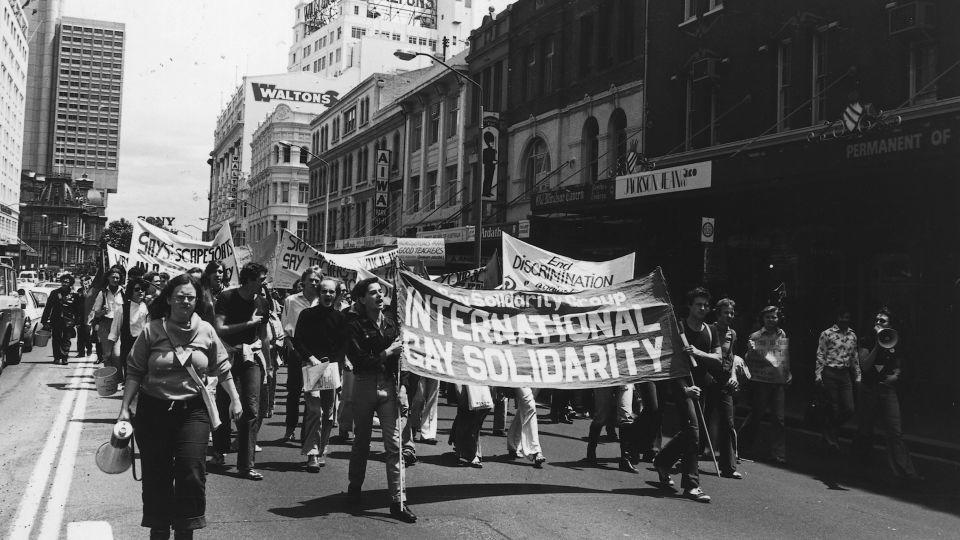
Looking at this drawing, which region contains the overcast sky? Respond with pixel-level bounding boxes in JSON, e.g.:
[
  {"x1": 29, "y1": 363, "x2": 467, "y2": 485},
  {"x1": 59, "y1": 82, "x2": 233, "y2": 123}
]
[{"x1": 62, "y1": 0, "x2": 299, "y2": 234}]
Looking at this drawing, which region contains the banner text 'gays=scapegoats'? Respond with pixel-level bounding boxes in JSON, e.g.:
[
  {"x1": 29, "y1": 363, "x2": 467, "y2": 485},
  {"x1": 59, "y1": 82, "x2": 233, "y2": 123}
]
[{"x1": 398, "y1": 268, "x2": 689, "y2": 389}]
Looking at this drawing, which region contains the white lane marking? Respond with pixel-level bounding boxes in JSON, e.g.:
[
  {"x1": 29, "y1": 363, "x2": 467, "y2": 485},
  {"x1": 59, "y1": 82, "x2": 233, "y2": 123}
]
[
  {"x1": 37, "y1": 361, "x2": 95, "y2": 540},
  {"x1": 6, "y1": 361, "x2": 85, "y2": 540},
  {"x1": 66, "y1": 521, "x2": 114, "y2": 539}
]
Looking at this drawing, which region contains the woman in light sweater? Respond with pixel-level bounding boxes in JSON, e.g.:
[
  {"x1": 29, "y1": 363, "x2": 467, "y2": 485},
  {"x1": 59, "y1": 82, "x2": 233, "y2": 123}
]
[{"x1": 118, "y1": 274, "x2": 242, "y2": 540}]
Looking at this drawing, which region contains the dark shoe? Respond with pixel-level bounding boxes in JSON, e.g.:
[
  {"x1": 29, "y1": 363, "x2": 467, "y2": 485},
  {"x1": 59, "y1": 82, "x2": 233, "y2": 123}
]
[
  {"x1": 173, "y1": 530, "x2": 194, "y2": 540},
  {"x1": 317, "y1": 455, "x2": 326, "y2": 467},
  {"x1": 721, "y1": 470, "x2": 743, "y2": 479},
  {"x1": 559, "y1": 415, "x2": 573, "y2": 424},
  {"x1": 207, "y1": 453, "x2": 226, "y2": 468},
  {"x1": 683, "y1": 487, "x2": 711, "y2": 503},
  {"x1": 533, "y1": 453, "x2": 547, "y2": 468},
  {"x1": 390, "y1": 502, "x2": 418, "y2": 523},
  {"x1": 421, "y1": 438, "x2": 438, "y2": 445},
  {"x1": 640, "y1": 451, "x2": 658, "y2": 463},
  {"x1": 239, "y1": 469, "x2": 263, "y2": 481},
  {"x1": 346, "y1": 485, "x2": 361, "y2": 504},
  {"x1": 150, "y1": 527, "x2": 171, "y2": 540},
  {"x1": 281, "y1": 430, "x2": 296, "y2": 443},
  {"x1": 604, "y1": 430, "x2": 619, "y2": 442},
  {"x1": 619, "y1": 457, "x2": 639, "y2": 474},
  {"x1": 306, "y1": 456, "x2": 320, "y2": 472},
  {"x1": 506, "y1": 449, "x2": 519, "y2": 459},
  {"x1": 654, "y1": 463, "x2": 675, "y2": 488},
  {"x1": 403, "y1": 453, "x2": 418, "y2": 467},
  {"x1": 491, "y1": 429, "x2": 505, "y2": 437}
]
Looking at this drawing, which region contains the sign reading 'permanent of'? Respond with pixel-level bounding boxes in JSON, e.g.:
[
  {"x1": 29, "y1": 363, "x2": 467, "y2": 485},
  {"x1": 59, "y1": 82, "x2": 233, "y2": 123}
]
[{"x1": 398, "y1": 268, "x2": 689, "y2": 388}]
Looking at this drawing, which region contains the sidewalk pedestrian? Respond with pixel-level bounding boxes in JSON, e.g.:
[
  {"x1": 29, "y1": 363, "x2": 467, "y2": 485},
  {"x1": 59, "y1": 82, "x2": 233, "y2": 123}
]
[
  {"x1": 212, "y1": 262, "x2": 270, "y2": 481},
  {"x1": 75, "y1": 276, "x2": 93, "y2": 358},
  {"x1": 293, "y1": 277, "x2": 346, "y2": 472},
  {"x1": 118, "y1": 273, "x2": 243, "y2": 540},
  {"x1": 705, "y1": 297, "x2": 742, "y2": 478},
  {"x1": 815, "y1": 308, "x2": 860, "y2": 454},
  {"x1": 281, "y1": 268, "x2": 320, "y2": 442},
  {"x1": 740, "y1": 305, "x2": 790, "y2": 464},
  {"x1": 851, "y1": 307, "x2": 922, "y2": 481},
  {"x1": 344, "y1": 278, "x2": 416, "y2": 523},
  {"x1": 40, "y1": 273, "x2": 83, "y2": 365}
]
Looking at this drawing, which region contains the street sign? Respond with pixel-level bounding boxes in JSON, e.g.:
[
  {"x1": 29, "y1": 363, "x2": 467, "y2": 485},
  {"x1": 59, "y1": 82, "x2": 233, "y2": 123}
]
[{"x1": 700, "y1": 217, "x2": 715, "y2": 243}]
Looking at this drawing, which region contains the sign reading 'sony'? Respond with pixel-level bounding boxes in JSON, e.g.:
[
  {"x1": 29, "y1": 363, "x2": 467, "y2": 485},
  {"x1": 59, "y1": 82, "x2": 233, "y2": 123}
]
[{"x1": 398, "y1": 268, "x2": 688, "y2": 388}]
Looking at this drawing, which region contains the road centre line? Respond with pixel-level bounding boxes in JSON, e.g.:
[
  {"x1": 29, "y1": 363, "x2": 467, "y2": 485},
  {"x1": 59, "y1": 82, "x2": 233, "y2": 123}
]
[
  {"x1": 38, "y1": 361, "x2": 95, "y2": 540},
  {"x1": 6, "y1": 361, "x2": 92, "y2": 540}
]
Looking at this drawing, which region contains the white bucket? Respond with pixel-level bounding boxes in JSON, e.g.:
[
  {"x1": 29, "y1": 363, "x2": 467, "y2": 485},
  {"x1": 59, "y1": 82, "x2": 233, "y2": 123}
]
[{"x1": 94, "y1": 366, "x2": 120, "y2": 397}]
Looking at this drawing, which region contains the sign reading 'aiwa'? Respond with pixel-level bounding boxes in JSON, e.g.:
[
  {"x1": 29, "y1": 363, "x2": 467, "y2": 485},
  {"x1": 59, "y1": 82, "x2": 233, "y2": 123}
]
[{"x1": 374, "y1": 149, "x2": 391, "y2": 231}]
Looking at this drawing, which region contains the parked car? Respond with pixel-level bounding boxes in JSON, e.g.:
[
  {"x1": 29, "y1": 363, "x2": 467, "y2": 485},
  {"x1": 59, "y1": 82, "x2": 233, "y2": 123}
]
[
  {"x1": 17, "y1": 270, "x2": 39, "y2": 284},
  {"x1": 0, "y1": 263, "x2": 25, "y2": 373},
  {"x1": 18, "y1": 286, "x2": 46, "y2": 353}
]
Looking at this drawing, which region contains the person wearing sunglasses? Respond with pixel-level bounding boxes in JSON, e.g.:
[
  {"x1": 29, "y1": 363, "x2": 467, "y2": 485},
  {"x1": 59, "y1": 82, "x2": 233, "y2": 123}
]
[{"x1": 107, "y1": 278, "x2": 151, "y2": 383}]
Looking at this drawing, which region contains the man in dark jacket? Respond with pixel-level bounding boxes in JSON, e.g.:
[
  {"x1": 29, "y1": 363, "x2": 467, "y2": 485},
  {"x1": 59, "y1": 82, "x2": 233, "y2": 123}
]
[
  {"x1": 41, "y1": 273, "x2": 83, "y2": 365},
  {"x1": 344, "y1": 277, "x2": 416, "y2": 523}
]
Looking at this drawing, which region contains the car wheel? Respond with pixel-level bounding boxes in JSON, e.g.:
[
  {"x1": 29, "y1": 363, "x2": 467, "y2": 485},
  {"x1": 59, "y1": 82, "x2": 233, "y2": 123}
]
[
  {"x1": 22, "y1": 325, "x2": 34, "y2": 353},
  {"x1": 6, "y1": 339, "x2": 22, "y2": 365}
]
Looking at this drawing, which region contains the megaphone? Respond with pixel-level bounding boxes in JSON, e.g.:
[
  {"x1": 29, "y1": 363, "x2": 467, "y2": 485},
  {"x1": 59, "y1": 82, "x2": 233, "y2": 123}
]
[
  {"x1": 95, "y1": 421, "x2": 134, "y2": 474},
  {"x1": 876, "y1": 327, "x2": 898, "y2": 349}
]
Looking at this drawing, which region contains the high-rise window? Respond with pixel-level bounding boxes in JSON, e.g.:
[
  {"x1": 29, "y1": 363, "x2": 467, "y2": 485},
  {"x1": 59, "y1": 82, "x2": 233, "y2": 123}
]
[
  {"x1": 541, "y1": 36, "x2": 555, "y2": 94},
  {"x1": 909, "y1": 42, "x2": 938, "y2": 105},
  {"x1": 811, "y1": 31, "x2": 829, "y2": 124},
  {"x1": 777, "y1": 40, "x2": 793, "y2": 131},
  {"x1": 411, "y1": 112, "x2": 423, "y2": 151},
  {"x1": 428, "y1": 102, "x2": 441, "y2": 144},
  {"x1": 298, "y1": 184, "x2": 309, "y2": 204}
]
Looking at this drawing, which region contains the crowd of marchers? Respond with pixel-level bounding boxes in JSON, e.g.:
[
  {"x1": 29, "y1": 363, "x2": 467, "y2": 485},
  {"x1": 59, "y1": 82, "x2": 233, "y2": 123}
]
[{"x1": 36, "y1": 263, "x2": 922, "y2": 538}]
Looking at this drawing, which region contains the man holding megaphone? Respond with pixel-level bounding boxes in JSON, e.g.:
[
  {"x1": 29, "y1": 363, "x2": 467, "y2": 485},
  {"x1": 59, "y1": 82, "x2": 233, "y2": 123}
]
[{"x1": 851, "y1": 307, "x2": 922, "y2": 482}]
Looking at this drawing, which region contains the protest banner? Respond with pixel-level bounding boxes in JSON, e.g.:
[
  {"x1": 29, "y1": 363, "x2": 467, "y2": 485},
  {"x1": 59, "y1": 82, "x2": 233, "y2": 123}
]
[
  {"x1": 128, "y1": 219, "x2": 239, "y2": 285},
  {"x1": 271, "y1": 229, "x2": 326, "y2": 288},
  {"x1": 106, "y1": 245, "x2": 129, "y2": 269},
  {"x1": 501, "y1": 232, "x2": 635, "y2": 293},
  {"x1": 745, "y1": 332, "x2": 791, "y2": 384},
  {"x1": 398, "y1": 267, "x2": 688, "y2": 388},
  {"x1": 395, "y1": 237, "x2": 445, "y2": 266}
]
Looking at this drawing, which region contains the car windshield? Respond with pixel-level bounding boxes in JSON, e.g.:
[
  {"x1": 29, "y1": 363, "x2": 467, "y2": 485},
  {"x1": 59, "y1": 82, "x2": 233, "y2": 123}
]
[{"x1": 29, "y1": 290, "x2": 48, "y2": 307}]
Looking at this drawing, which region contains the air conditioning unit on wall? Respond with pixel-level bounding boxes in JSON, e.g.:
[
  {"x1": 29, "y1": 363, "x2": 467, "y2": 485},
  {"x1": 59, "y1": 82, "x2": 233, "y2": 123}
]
[
  {"x1": 692, "y1": 58, "x2": 718, "y2": 82},
  {"x1": 888, "y1": 1, "x2": 935, "y2": 37}
]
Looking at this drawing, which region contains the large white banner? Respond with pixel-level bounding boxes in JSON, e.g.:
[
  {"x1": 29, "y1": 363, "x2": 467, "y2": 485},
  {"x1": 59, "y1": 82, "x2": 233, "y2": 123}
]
[
  {"x1": 128, "y1": 219, "x2": 239, "y2": 286},
  {"x1": 501, "y1": 232, "x2": 635, "y2": 293}
]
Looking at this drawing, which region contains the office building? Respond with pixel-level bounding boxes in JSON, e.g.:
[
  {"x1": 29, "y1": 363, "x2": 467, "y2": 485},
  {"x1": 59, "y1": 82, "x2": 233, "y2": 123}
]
[{"x1": 0, "y1": 0, "x2": 29, "y2": 247}]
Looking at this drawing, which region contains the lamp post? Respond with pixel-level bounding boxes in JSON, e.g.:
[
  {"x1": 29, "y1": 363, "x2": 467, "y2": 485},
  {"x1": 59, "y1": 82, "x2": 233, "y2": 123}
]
[
  {"x1": 394, "y1": 50, "x2": 485, "y2": 268},
  {"x1": 279, "y1": 140, "x2": 332, "y2": 251}
]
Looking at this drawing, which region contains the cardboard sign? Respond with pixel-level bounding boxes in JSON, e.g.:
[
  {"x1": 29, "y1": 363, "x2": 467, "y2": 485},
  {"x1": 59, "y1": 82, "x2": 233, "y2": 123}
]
[{"x1": 128, "y1": 219, "x2": 239, "y2": 285}]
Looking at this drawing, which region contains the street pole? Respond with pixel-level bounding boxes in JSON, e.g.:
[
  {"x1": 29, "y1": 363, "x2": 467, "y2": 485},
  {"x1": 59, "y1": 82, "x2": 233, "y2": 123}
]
[{"x1": 475, "y1": 100, "x2": 484, "y2": 269}]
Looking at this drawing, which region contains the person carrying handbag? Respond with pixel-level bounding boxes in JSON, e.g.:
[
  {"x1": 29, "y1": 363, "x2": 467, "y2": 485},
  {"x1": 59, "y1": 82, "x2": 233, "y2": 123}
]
[{"x1": 118, "y1": 274, "x2": 242, "y2": 540}]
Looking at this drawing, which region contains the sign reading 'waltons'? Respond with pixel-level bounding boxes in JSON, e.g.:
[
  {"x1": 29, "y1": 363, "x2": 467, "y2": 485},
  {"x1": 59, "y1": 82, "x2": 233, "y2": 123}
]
[
  {"x1": 397, "y1": 268, "x2": 688, "y2": 388},
  {"x1": 251, "y1": 82, "x2": 339, "y2": 106}
]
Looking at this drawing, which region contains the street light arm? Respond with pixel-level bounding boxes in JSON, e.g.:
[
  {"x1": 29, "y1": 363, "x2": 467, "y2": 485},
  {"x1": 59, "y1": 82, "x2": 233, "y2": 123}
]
[{"x1": 394, "y1": 51, "x2": 481, "y2": 90}]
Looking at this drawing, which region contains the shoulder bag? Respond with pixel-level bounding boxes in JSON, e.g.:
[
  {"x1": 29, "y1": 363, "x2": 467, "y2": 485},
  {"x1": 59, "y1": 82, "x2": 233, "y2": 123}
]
[{"x1": 160, "y1": 319, "x2": 222, "y2": 430}]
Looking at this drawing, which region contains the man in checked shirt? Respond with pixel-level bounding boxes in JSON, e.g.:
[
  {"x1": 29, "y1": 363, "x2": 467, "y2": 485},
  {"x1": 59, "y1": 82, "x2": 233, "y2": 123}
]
[{"x1": 815, "y1": 308, "x2": 861, "y2": 454}]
